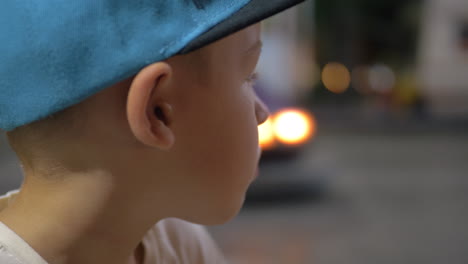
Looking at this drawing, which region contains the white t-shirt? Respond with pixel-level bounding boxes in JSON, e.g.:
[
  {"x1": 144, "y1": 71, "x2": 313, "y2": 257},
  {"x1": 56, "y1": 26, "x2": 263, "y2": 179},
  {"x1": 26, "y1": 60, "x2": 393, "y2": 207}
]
[
  {"x1": 0, "y1": 191, "x2": 227, "y2": 264},
  {"x1": 0, "y1": 221, "x2": 48, "y2": 264}
]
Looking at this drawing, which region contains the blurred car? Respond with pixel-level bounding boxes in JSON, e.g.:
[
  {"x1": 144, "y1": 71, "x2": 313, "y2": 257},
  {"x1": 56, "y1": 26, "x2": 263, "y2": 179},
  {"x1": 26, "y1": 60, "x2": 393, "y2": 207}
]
[
  {"x1": 245, "y1": 82, "x2": 326, "y2": 203},
  {"x1": 254, "y1": 79, "x2": 317, "y2": 159},
  {"x1": 258, "y1": 107, "x2": 316, "y2": 160}
]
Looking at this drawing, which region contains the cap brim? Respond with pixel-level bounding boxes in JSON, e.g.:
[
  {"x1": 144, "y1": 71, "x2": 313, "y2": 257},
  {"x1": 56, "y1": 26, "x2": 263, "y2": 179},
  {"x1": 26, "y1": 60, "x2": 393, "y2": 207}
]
[{"x1": 179, "y1": 0, "x2": 306, "y2": 54}]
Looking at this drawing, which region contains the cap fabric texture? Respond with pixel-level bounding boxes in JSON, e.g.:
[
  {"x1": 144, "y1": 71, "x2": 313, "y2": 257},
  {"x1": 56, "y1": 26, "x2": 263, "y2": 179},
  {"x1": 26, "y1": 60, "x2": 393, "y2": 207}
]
[{"x1": 0, "y1": 0, "x2": 305, "y2": 131}]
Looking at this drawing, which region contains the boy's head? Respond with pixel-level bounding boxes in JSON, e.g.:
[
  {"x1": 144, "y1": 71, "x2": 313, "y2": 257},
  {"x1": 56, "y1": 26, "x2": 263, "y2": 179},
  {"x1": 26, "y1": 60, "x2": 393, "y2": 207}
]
[{"x1": 1, "y1": 0, "x2": 304, "y2": 224}]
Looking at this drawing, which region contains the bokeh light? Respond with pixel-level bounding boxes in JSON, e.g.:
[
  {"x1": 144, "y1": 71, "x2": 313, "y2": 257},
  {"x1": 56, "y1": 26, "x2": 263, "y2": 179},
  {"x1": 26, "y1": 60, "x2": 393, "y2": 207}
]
[
  {"x1": 368, "y1": 64, "x2": 396, "y2": 93},
  {"x1": 351, "y1": 66, "x2": 372, "y2": 95},
  {"x1": 321, "y1": 62, "x2": 351, "y2": 94},
  {"x1": 273, "y1": 109, "x2": 316, "y2": 145}
]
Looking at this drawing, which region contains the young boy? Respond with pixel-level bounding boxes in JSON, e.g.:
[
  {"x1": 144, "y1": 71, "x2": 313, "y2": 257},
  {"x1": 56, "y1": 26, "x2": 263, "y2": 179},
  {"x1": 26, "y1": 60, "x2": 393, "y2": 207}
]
[{"x1": 0, "y1": 0, "x2": 305, "y2": 263}]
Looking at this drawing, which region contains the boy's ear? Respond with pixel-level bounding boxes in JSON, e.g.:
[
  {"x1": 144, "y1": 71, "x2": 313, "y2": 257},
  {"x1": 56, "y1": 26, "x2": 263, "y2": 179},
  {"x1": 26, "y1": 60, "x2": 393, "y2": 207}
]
[{"x1": 127, "y1": 62, "x2": 175, "y2": 150}]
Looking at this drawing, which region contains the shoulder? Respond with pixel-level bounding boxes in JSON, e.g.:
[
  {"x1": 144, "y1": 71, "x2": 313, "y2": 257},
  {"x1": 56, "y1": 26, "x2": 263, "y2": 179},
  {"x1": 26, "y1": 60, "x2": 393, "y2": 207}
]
[
  {"x1": 0, "y1": 245, "x2": 24, "y2": 264},
  {"x1": 0, "y1": 222, "x2": 47, "y2": 264},
  {"x1": 0, "y1": 245, "x2": 23, "y2": 264},
  {"x1": 142, "y1": 218, "x2": 227, "y2": 264}
]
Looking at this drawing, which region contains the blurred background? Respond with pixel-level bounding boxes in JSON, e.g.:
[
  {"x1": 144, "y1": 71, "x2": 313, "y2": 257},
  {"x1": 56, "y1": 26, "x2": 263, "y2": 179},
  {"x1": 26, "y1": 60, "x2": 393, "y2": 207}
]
[{"x1": 2, "y1": 0, "x2": 468, "y2": 263}]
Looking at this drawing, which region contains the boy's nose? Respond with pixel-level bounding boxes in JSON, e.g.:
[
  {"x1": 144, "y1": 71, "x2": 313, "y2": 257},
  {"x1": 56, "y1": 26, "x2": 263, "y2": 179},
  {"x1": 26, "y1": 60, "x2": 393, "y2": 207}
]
[{"x1": 254, "y1": 95, "x2": 270, "y2": 126}]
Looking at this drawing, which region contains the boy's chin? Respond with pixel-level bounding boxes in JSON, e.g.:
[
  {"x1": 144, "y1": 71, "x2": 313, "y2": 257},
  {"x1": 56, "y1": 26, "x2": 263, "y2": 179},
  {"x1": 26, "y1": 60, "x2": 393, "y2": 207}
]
[{"x1": 188, "y1": 195, "x2": 247, "y2": 226}]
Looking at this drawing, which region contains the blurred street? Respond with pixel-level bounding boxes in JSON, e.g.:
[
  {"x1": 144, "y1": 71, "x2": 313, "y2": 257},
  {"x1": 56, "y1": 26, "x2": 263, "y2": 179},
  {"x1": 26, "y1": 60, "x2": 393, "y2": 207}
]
[
  {"x1": 1, "y1": 0, "x2": 468, "y2": 263},
  {"x1": 209, "y1": 125, "x2": 468, "y2": 264}
]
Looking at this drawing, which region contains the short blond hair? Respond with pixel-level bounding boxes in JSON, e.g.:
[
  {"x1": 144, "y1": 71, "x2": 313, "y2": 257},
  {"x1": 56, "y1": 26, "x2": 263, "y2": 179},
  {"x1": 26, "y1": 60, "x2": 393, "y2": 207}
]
[
  {"x1": 6, "y1": 100, "x2": 83, "y2": 172},
  {"x1": 6, "y1": 75, "x2": 136, "y2": 173}
]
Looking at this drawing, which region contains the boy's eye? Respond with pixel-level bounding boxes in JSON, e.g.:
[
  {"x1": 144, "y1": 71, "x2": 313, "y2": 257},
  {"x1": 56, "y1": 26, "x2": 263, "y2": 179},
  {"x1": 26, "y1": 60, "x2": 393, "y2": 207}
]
[{"x1": 246, "y1": 72, "x2": 259, "y2": 86}]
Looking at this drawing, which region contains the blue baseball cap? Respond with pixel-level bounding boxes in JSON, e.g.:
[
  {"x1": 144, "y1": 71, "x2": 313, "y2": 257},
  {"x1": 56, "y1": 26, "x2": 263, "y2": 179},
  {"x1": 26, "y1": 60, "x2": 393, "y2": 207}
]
[{"x1": 0, "y1": 0, "x2": 305, "y2": 131}]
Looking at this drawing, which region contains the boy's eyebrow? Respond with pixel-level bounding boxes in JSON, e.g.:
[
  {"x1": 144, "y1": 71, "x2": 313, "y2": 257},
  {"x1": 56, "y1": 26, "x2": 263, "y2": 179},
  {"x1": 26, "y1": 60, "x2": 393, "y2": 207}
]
[{"x1": 244, "y1": 41, "x2": 263, "y2": 55}]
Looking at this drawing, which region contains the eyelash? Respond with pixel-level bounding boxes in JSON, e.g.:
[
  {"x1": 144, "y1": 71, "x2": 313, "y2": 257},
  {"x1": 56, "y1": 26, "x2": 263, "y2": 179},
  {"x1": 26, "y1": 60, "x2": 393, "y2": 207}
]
[{"x1": 246, "y1": 72, "x2": 259, "y2": 86}]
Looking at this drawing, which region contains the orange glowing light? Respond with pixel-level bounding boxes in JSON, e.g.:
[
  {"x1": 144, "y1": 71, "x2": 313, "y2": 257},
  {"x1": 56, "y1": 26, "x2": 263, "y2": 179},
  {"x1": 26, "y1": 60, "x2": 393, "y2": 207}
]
[
  {"x1": 321, "y1": 62, "x2": 351, "y2": 94},
  {"x1": 258, "y1": 118, "x2": 276, "y2": 150},
  {"x1": 273, "y1": 109, "x2": 316, "y2": 145}
]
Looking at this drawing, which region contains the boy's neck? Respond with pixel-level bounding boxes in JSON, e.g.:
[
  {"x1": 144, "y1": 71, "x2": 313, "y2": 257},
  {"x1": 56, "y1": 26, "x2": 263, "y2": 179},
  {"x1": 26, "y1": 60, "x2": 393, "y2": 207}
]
[{"x1": 0, "y1": 169, "x2": 162, "y2": 264}]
